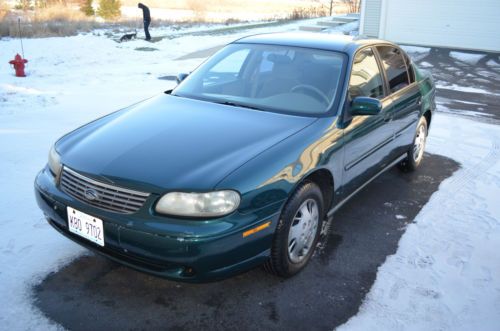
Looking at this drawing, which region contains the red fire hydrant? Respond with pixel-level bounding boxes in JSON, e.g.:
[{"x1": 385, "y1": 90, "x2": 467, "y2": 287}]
[{"x1": 9, "y1": 54, "x2": 28, "y2": 77}]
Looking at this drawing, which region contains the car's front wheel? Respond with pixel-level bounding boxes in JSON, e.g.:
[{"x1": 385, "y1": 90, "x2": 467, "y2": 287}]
[
  {"x1": 265, "y1": 181, "x2": 324, "y2": 277},
  {"x1": 399, "y1": 116, "x2": 428, "y2": 172}
]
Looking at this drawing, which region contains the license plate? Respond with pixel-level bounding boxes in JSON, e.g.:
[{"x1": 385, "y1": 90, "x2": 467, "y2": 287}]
[{"x1": 67, "y1": 207, "x2": 105, "y2": 247}]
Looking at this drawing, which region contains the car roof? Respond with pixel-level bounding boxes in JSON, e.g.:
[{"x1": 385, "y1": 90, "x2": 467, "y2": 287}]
[{"x1": 233, "y1": 32, "x2": 393, "y2": 55}]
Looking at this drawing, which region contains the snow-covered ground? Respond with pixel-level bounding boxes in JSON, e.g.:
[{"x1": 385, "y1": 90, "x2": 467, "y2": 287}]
[
  {"x1": 1, "y1": 22, "x2": 499, "y2": 330},
  {"x1": 340, "y1": 114, "x2": 500, "y2": 331}
]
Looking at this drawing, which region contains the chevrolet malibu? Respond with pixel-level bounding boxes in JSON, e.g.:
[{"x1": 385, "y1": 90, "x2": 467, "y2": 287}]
[{"x1": 35, "y1": 33, "x2": 435, "y2": 282}]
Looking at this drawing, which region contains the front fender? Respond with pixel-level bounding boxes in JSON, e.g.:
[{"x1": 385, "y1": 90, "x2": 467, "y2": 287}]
[{"x1": 215, "y1": 117, "x2": 343, "y2": 216}]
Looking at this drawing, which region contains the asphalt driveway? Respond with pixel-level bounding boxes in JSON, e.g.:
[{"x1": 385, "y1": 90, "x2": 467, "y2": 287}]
[
  {"x1": 34, "y1": 154, "x2": 459, "y2": 331},
  {"x1": 405, "y1": 47, "x2": 500, "y2": 122}
]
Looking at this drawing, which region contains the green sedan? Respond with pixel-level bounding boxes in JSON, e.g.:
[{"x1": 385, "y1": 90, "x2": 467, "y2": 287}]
[{"x1": 34, "y1": 33, "x2": 435, "y2": 282}]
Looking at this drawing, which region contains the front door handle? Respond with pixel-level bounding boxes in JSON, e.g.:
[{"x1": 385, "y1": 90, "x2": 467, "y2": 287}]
[{"x1": 383, "y1": 113, "x2": 392, "y2": 122}]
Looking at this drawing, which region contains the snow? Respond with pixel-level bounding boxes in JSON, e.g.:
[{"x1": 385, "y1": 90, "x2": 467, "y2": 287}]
[
  {"x1": 418, "y1": 61, "x2": 433, "y2": 68},
  {"x1": 401, "y1": 45, "x2": 430, "y2": 62},
  {"x1": 435, "y1": 101, "x2": 493, "y2": 121},
  {"x1": 400, "y1": 45, "x2": 431, "y2": 54},
  {"x1": 449, "y1": 51, "x2": 485, "y2": 65},
  {"x1": 1, "y1": 21, "x2": 500, "y2": 330},
  {"x1": 437, "y1": 98, "x2": 487, "y2": 107},
  {"x1": 325, "y1": 20, "x2": 359, "y2": 35},
  {"x1": 486, "y1": 59, "x2": 499, "y2": 67},
  {"x1": 436, "y1": 83, "x2": 500, "y2": 96},
  {"x1": 340, "y1": 114, "x2": 500, "y2": 331}
]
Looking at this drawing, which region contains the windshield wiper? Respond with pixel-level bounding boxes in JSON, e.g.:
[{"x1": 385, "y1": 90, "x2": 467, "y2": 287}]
[
  {"x1": 173, "y1": 93, "x2": 266, "y2": 111},
  {"x1": 216, "y1": 101, "x2": 263, "y2": 111}
]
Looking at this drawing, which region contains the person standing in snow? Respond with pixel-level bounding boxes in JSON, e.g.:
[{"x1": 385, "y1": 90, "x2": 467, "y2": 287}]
[{"x1": 138, "y1": 3, "x2": 151, "y2": 41}]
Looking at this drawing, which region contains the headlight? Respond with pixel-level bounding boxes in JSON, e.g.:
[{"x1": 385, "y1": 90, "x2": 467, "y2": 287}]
[
  {"x1": 48, "y1": 145, "x2": 62, "y2": 177},
  {"x1": 155, "y1": 190, "x2": 240, "y2": 217}
]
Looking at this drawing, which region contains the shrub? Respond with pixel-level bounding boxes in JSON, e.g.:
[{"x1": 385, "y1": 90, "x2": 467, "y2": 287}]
[
  {"x1": 15, "y1": 0, "x2": 33, "y2": 10},
  {"x1": 0, "y1": 4, "x2": 100, "y2": 38},
  {"x1": 80, "y1": 0, "x2": 95, "y2": 16},
  {"x1": 289, "y1": 6, "x2": 328, "y2": 20},
  {"x1": 97, "y1": 0, "x2": 120, "y2": 20},
  {"x1": 0, "y1": 0, "x2": 9, "y2": 19},
  {"x1": 35, "y1": 4, "x2": 89, "y2": 21}
]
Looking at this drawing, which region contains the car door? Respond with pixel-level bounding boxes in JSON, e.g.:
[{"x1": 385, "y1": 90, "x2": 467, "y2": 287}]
[
  {"x1": 340, "y1": 47, "x2": 395, "y2": 198},
  {"x1": 375, "y1": 45, "x2": 421, "y2": 158}
]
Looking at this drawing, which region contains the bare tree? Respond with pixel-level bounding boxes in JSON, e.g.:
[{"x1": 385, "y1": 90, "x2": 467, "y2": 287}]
[{"x1": 348, "y1": 0, "x2": 361, "y2": 13}]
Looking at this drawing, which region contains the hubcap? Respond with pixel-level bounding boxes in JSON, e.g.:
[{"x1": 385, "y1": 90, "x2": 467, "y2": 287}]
[
  {"x1": 288, "y1": 199, "x2": 319, "y2": 263},
  {"x1": 413, "y1": 124, "x2": 427, "y2": 162}
]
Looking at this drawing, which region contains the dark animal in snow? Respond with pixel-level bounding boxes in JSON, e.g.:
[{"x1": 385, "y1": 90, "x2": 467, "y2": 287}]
[{"x1": 120, "y1": 32, "x2": 137, "y2": 42}]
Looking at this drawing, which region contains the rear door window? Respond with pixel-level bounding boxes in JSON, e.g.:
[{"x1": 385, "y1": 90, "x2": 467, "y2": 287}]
[{"x1": 376, "y1": 46, "x2": 410, "y2": 93}]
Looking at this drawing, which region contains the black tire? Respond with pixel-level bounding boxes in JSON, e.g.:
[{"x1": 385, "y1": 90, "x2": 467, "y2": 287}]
[
  {"x1": 399, "y1": 116, "x2": 428, "y2": 172},
  {"x1": 264, "y1": 181, "x2": 324, "y2": 277}
]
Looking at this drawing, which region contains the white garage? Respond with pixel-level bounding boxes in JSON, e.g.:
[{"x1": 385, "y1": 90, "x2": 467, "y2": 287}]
[{"x1": 359, "y1": 0, "x2": 500, "y2": 52}]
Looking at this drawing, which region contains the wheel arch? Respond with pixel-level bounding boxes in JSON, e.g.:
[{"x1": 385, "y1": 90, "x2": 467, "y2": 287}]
[
  {"x1": 423, "y1": 109, "x2": 432, "y2": 130},
  {"x1": 293, "y1": 168, "x2": 335, "y2": 214}
]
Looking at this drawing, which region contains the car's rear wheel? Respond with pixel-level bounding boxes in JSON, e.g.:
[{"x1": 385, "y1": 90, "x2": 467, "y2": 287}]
[
  {"x1": 399, "y1": 116, "x2": 428, "y2": 172},
  {"x1": 264, "y1": 181, "x2": 324, "y2": 277}
]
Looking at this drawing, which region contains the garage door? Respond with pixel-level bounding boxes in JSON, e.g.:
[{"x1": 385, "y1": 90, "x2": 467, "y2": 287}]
[{"x1": 379, "y1": 0, "x2": 500, "y2": 52}]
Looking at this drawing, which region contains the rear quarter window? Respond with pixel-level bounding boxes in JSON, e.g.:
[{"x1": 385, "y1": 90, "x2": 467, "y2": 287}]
[{"x1": 402, "y1": 52, "x2": 415, "y2": 83}]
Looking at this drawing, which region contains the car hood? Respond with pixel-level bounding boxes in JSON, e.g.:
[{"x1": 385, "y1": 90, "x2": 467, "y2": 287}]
[{"x1": 57, "y1": 94, "x2": 317, "y2": 193}]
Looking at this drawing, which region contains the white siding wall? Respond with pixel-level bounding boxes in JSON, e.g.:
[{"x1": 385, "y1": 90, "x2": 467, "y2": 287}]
[
  {"x1": 379, "y1": 0, "x2": 500, "y2": 52},
  {"x1": 361, "y1": 0, "x2": 382, "y2": 37}
]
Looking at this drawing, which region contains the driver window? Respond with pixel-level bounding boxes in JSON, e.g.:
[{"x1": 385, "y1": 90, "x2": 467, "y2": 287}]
[{"x1": 349, "y1": 48, "x2": 385, "y2": 100}]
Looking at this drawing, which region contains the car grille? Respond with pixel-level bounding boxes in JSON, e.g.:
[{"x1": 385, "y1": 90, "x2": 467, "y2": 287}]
[{"x1": 60, "y1": 167, "x2": 150, "y2": 214}]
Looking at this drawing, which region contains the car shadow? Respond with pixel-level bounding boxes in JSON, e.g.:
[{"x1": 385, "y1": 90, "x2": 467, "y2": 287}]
[{"x1": 33, "y1": 153, "x2": 459, "y2": 331}]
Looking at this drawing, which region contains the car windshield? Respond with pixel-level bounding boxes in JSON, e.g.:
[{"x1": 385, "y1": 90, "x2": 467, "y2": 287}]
[{"x1": 172, "y1": 43, "x2": 346, "y2": 116}]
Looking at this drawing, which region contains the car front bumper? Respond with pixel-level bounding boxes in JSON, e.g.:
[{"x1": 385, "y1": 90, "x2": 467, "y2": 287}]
[{"x1": 34, "y1": 167, "x2": 281, "y2": 282}]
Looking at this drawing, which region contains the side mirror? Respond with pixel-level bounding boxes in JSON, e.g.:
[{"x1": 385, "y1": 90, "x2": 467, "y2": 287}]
[
  {"x1": 350, "y1": 97, "x2": 382, "y2": 116},
  {"x1": 176, "y1": 73, "x2": 189, "y2": 84}
]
